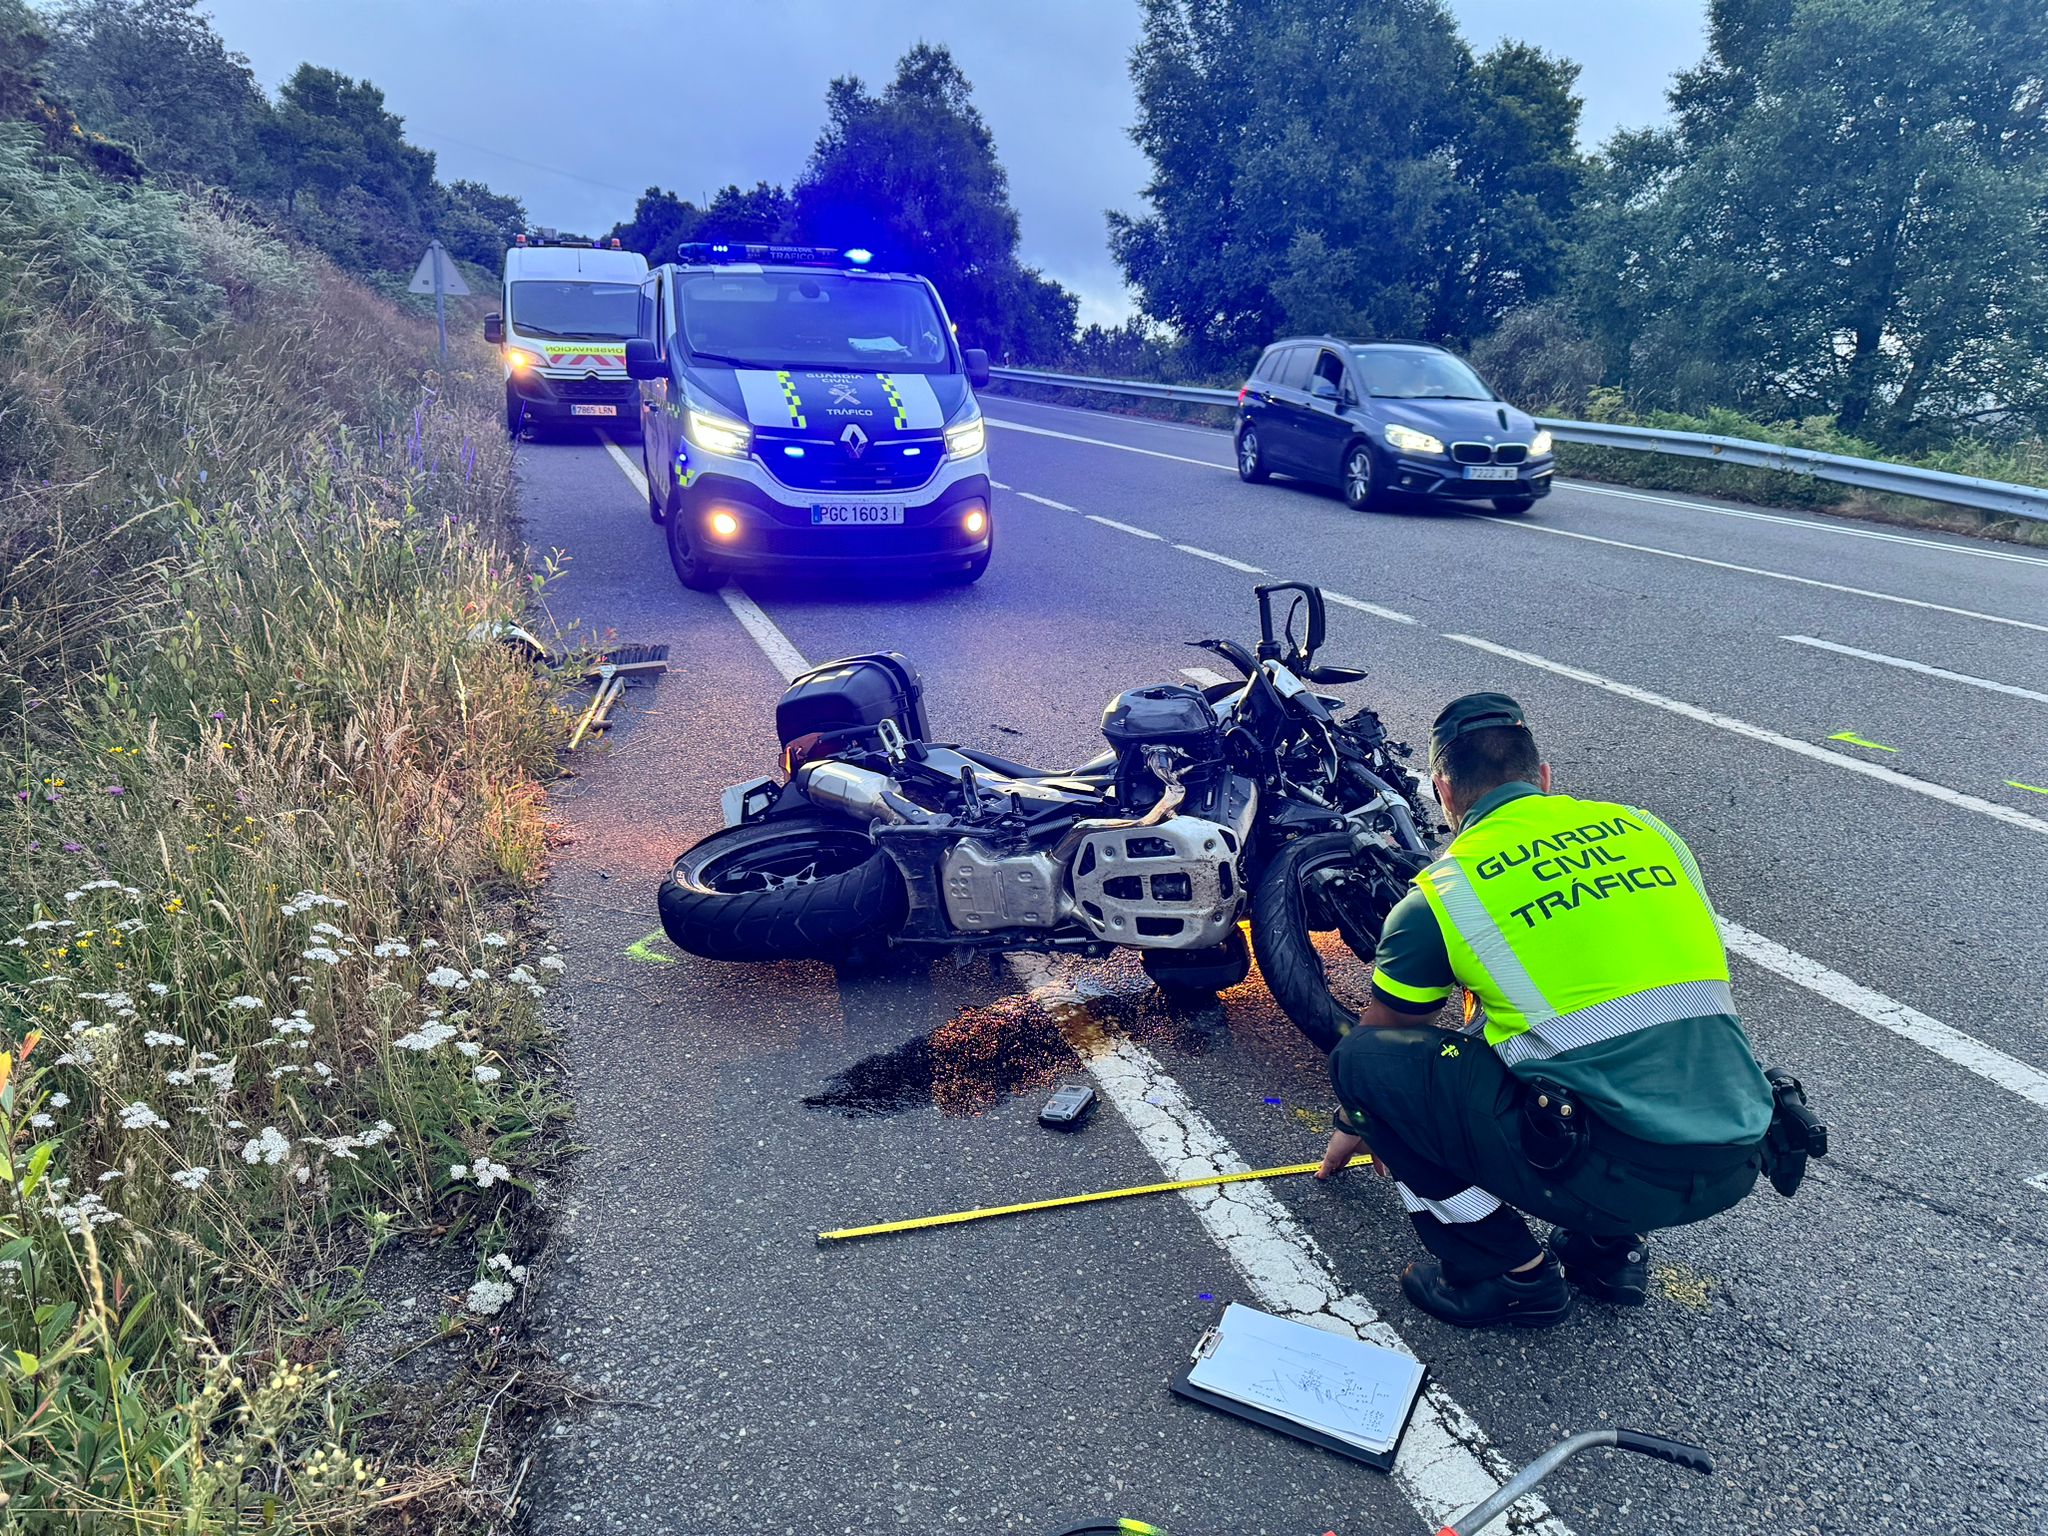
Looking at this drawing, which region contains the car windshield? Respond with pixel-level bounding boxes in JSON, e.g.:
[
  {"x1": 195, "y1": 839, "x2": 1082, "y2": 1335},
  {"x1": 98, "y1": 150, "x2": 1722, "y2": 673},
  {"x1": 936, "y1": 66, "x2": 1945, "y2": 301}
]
[
  {"x1": 675, "y1": 271, "x2": 954, "y2": 372},
  {"x1": 1350, "y1": 348, "x2": 1495, "y2": 401},
  {"x1": 508, "y1": 281, "x2": 641, "y2": 340}
]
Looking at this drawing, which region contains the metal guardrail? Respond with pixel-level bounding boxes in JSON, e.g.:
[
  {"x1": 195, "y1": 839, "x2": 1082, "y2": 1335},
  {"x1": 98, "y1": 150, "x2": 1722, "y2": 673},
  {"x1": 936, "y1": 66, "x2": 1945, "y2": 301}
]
[{"x1": 988, "y1": 367, "x2": 2048, "y2": 523}]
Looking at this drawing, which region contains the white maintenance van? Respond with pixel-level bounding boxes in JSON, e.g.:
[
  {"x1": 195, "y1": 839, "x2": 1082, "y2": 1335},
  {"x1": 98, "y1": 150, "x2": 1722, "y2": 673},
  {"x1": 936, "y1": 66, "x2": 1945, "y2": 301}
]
[{"x1": 485, "y1": 234, "x2": 649, "y2": 437}]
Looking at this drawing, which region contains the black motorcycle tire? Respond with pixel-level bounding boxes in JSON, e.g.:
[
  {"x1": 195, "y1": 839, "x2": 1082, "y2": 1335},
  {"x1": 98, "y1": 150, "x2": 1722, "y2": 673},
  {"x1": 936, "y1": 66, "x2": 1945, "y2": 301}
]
[
  {"x1": 657, "y1": 815, "x2": 906, "y2": 963},
  {"x1": 1250, "y1": 832, "x2": 1374, "y2": 1054}
]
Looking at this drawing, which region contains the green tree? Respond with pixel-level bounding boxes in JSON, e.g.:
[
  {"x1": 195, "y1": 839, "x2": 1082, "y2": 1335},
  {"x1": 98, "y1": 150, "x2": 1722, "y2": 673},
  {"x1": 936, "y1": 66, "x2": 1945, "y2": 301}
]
[
  {"x1": 609, "y1": 185, "x2": 700, "y2": 259},
  {"x1": 1112, "y1": 0, "x2": 1579, "y2": 368},
  {"x1": 46, "y1": 0, "x2": 267, "y2": 188},
  {"x1": 438, "y1": 176, "x2": 525, "y2": 267},
  {"x1": 794, "y1": 43, "x2": 1078, "y2": 360},
  {"x1": 259, "y1": 64, "x2": 435, "y2": 227},
  {"x1": 1577, "y1": 0, "x2": 2048, "y2": 441},
  {"x1": 699, "y1": 180, "x2": 794, "y2": 243}
]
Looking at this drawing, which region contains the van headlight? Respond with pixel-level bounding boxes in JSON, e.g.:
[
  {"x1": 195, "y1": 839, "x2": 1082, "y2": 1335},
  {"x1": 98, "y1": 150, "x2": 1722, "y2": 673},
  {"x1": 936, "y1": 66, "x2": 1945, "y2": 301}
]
[
  {"x1": 944, "y1": 411, "x2": 986, "y2": 460},
  {"x1": 1530, "y1": 428, "x2": 1554, "y2": 456},
  {"x1": 1384, "y1": 423, "x2": 1445, "y2": 456},
  {"x1": 506, "y1": 346, "x2": 546, "y2": 372},
  {"x1": 685, "y1": 407, "x2": 752, "y2": 458}
]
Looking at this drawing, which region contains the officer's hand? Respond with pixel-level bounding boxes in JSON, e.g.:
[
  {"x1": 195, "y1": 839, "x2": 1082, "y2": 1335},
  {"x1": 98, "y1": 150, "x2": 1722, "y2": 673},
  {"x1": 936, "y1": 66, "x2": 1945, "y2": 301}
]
[{"x1": 1317, "y1": 1130, "x2": 1367, "y2": 1179}]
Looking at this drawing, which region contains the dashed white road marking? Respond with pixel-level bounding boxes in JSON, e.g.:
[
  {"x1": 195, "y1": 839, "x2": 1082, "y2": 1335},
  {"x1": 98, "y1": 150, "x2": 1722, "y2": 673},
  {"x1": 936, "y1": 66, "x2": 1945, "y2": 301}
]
[
  {"x1": 717, "y1": 587, "x2": 809, "y2": 683},
  {"x1": 1017, "y1": 489, "x2": 1078, "y2": 511},
  {"x1": 990, "y1": 478, "x2": 1012, "y2": 490},
  {"x1": 1781, "y1": 635, "x2": 2048, "y2": 706},
  {"x1": 985, "y1": 415, "x2": 1233, "y2": 471},
  {"x1": 1179, "y1": 665, "x2": 1235, "y2": 688},
  {"x1": 1007, "y1": 955, "x2": 1569, "y2": 1536},
  {"x1": 1565, "y1": 482, "x2": 2048, "y2": 569},
  {"x1": 1086, "y1": 513, "x2": 1164, "y2": 540},
  {"x1": 1326, "y1": 591, "x2": 1419, "y2": 625},
  {"x1": 2025, "y1": 1172, "x2": 2048, "y2": 1197},
  {"x1": 1470, "y1": 515, "x2": 2048, "y2": 637},
  {"x1": 1719, "y1": 920, "x2": 2048, "y2": 1112},
  {"x1": 1443, "y1": 632, "x2": 2048, "y2": 839},
  {"x1": 1175, "y1": 543, "x2": 1264, "y2": 573}
]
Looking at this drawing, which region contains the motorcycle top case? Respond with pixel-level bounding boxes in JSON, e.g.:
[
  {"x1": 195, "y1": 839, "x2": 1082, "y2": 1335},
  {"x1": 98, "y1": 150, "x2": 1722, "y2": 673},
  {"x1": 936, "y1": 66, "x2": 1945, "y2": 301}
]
[
  {"x1": 1102, "y1": 684, "x2": 1221, "y2": 760},
  {"x1": 775, "y1": 652, "x2": 931, "y2": 752}
]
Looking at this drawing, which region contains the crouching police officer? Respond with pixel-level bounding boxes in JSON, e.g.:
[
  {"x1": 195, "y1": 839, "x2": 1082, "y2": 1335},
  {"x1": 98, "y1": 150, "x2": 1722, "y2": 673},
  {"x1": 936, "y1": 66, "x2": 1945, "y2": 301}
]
[{"x1": 1318, "y1": 692, "x2": 1785, "y2": 1328}]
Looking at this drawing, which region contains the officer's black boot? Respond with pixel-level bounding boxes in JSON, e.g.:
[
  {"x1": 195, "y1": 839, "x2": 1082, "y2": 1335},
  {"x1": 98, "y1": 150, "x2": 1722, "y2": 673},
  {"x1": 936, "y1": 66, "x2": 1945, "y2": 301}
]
[
  {"x1": 1399, "y1": 1255, "x2": 1573, "y2": 1329},
  {"x1": 1548, "y1": 1229, "x2": 1650, "y2": 1306}
]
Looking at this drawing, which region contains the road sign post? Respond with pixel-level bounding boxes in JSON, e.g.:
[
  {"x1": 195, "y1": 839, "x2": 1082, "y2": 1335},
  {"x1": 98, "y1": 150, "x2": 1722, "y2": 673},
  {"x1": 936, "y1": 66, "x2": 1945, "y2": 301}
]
[{"x1": 407, "y1": 239, "x2": 471, "y2": 367}]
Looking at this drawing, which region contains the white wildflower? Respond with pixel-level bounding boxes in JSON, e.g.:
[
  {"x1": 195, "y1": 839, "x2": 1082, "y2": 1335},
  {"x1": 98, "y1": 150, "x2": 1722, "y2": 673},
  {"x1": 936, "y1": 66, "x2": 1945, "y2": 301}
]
[
  {"x1": 465, "y1": 1278, "x2": 515, "y2": 1315},
  {"x1": 505, "y1": 966, "x2": 537, "y2": 986},
  {"x1": 451, "y1": 1158, "x2": 511, "y2": 1189},
  {"x1": 146, "y1": 982, "x2": 171, "y2": 997},
  {"x1": 48, "y1": 1092, "x2": 69, "y2": 1108},
  {"x1": 97, "y1": 1170, "x2": 123, "y2": 1183},
  {"x1": 142, "y1": 1030, "x2": 185, "y2": 1048},
  {"x1": 472, "y1": 1065, "x2": 502, "y2": 1084},
  {"x1": 119, "y1": 1101, "x2": 169, "y2": 1131},
  {"x1": 171, "y1": 1167, "x2": 210, "y2": 1191},
  {"x1": 456, "y1": 1041, "x2": 482, "y2": 1058},
  {"x1": 240, "y1": 1126, "x2": 291, "y2": 1166},
  {"x1": 372, "y1": 940, "x2": 412, "y2": 959},
  {"x1": 469, "y1": 967, "x2": 490, "y2": 980},
  {"x1": 29, "y1": 1113, "x2": 53, "y2": 1129},
  {"x1": 312, "y1": 1061, "x2": 333, "y2": 1080},
  {"x1": 423, "y1": 966, "x2": 464, "y2": 989},
  {"x1": 301, "y1": 946, "x2": 342, "y2": 966},
  {"x1": 3, "y1": 935, "x2": 22, "y2": 947},
  {"x1": 292, "y1": 1164, "x2": 311, "y2": 1183},
  {"x1": 310, "y1": 920, "x2": 347, "y2": 940},
  {"x1": 480, "y1": 932, "x2": 509, "y2": 948},
  {"x1": 227, "y1": 995, "x2": 264, "y2": 1010},
  {"x1": 359, "y1": 1120, "x2": 396, "y2": 1146},
  {"x1": 393, "y1": 1020, "x2": 458, "y2": 1052},
  {"x1": 418, "y1": 937, "x2": 440, "y2": 950}
]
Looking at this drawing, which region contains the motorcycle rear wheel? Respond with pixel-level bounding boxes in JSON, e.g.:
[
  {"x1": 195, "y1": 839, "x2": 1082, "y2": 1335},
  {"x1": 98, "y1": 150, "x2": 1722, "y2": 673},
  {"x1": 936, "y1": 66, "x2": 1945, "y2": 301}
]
[
  {"x1": 1250, "y1": 832, "x2": 1386, "y2": 1053},
  {"x1": 658, "y1": 815, "x2": 906, "y2": 962}
]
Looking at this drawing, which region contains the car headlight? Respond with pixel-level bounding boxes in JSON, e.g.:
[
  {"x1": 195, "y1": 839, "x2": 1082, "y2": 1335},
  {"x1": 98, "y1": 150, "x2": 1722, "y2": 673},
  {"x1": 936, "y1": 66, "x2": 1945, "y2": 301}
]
[
  {"x1": 944, "y1": 411, "x2": 986, "y2": 460},
  {"x1": 1384, "y1": 423, "x2": 1445, "y2": 455},
  {"x1": 1529, "y1": 428, "x2": 1554, "y2": 456},
  {"x1": 685, "y1": 407, "x2": 752, "y2": 458},
  {"x1": 506, "y1": 346, "x2": 546, "y2": 372}
]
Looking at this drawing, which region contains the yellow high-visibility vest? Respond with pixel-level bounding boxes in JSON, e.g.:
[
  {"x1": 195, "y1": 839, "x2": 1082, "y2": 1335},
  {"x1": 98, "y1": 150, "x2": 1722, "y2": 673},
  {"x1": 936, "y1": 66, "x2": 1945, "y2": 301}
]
[{"x1": 1415, "y1": 792, "x2": 1731, "y2": 1067}]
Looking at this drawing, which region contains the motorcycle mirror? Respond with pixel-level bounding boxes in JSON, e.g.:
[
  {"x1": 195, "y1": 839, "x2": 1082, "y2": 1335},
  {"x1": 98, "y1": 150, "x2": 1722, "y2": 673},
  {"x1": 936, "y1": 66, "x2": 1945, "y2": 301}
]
[{"x1": 1305, "y1": 664, "x2": 1369, "y2": 685}]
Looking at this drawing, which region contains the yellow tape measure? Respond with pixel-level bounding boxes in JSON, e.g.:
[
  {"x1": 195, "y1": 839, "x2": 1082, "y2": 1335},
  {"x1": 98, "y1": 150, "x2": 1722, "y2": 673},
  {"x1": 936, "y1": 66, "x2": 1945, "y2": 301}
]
[{"x1": 817, "y1": 1156, "x2": 1370, "y2": 1244}]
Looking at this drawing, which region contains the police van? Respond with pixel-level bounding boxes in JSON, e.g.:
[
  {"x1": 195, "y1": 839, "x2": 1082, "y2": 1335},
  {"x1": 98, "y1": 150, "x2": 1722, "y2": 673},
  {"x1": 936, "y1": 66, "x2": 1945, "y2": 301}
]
[
  {"x1": 485, "y1": 234, "x2": 649, "y2": 437},
  {"x1": 625, "y1": 242, "x2": 994, "y2": 588}
]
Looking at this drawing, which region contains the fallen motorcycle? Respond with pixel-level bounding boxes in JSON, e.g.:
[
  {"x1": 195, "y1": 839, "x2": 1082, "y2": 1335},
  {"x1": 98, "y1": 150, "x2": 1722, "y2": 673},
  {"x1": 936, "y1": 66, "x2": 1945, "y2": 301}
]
[{"x1": 657, "y1": 583, "x2": 1434, "y2": 1048}]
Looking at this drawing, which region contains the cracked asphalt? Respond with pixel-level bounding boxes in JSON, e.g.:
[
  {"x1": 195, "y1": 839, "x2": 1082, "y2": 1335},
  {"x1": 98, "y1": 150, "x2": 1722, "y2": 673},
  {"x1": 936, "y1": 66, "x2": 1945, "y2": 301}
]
[{"x1": 517, "y1": 401, "x2": 2048, "y2": 1535}]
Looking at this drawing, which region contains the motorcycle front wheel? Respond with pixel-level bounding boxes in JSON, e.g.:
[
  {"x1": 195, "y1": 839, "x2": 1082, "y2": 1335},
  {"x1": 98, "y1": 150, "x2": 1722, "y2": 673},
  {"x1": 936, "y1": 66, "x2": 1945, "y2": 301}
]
[
  {"x1": 1250, "y1": 832, "x2": 1386, "y2": 1053},
  {"x1": 657, "y1": 814, "x2": 907, "y2": 963}
]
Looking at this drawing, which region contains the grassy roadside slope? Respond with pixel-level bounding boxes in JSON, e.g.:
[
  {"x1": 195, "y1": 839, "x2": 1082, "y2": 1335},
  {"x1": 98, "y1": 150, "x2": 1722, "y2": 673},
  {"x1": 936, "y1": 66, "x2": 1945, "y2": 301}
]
[{"x1": 1, "y1": 124, "x2": 563, "y2": 1531}]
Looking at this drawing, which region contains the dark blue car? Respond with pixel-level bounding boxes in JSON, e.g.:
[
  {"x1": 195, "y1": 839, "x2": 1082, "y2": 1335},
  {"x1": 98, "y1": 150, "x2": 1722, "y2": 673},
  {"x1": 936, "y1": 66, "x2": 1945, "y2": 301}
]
[{"x1": 1235, "y1": 339, "x2": 1554, "y2": 514}]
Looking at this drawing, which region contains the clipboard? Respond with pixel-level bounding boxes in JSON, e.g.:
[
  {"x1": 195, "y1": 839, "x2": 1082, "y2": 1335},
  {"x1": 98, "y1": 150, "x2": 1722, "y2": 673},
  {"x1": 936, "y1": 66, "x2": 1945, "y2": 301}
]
[{"x1": 1168, "y1": 1304, "x2": 1426, "y2": 1473}]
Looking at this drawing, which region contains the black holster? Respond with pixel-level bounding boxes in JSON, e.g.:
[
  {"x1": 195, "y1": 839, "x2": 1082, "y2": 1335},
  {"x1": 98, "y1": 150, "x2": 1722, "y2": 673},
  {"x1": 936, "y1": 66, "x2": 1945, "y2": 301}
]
[{"x1": 1760, "y1": 1067, "x2": 1829, "y2": 1197}]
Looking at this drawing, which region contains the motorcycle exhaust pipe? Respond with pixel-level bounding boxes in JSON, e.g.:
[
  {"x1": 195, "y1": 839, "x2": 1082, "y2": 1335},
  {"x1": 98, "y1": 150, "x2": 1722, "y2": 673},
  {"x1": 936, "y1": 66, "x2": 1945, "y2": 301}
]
[{"x1": 795, "y1": 761, "x2": 931, "y2": 825}]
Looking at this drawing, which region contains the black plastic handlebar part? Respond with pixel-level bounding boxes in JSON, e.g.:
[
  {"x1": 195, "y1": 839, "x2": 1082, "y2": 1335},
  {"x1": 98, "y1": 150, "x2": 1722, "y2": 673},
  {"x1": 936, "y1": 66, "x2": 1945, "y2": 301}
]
[{"x1": 1613, "y1": 1428, "x2": 1715, "y2": 1475}]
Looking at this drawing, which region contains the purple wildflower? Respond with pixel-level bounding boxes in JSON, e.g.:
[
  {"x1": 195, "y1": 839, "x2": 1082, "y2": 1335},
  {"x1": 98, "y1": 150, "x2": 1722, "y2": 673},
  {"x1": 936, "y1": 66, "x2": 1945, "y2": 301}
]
[
  {"x1": 106, "y1": 786, "x2": 125, "y2": 796},
  {"x1": 62, "y1": 842, "x2": 82, "y2": 854}
]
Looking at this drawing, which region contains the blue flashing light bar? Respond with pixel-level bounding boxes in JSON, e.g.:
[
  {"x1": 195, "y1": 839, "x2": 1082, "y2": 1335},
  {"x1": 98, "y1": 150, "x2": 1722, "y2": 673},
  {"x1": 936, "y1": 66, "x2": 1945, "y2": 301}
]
[{"x1": 677, "y1": 241, "x2": 879, "y2": 268}]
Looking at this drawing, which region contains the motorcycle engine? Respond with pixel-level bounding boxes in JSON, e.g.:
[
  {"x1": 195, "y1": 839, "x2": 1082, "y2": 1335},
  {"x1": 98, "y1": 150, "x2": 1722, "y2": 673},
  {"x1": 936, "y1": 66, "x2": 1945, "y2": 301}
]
[{"x1": 1069, "y1": 685, "x2": 1258, "y2": 950}]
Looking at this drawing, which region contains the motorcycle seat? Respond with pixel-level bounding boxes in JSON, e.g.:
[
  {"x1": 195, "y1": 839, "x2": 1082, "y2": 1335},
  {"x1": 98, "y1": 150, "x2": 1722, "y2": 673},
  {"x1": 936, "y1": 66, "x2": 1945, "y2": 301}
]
[{"x1": 956, "y1": 745, "x2": 1118, "y2": 785}]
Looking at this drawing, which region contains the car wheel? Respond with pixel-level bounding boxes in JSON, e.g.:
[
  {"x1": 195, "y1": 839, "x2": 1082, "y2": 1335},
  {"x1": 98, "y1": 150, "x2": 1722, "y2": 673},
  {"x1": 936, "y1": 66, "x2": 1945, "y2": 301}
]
[
  {"x1": 1237, "y1": 426, "x2": 1269, "y2": 483},
  {"x1": 1342, "y1": 443, "x2": 1384, "y2": 512},
  {"x1": 664, "y1": 488, "x2": 721, "y2": 592},
  {"x1": 505, "y1": 386, "x2": 525, "y2": 440},
  {"x1": 643, "y1": 442, "x2": 665, "y2": 523},
  {"x1": 1491, "y1": 495, "x2": 1536, "y2": 516}
]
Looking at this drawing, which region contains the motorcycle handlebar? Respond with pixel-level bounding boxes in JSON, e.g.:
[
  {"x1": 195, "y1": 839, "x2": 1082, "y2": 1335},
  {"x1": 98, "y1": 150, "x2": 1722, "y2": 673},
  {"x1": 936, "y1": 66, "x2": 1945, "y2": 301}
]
[
  {"x1": 1254, "y1": 582, "x2": 1326, "y2": 664},
  {"x1": 1613, "y1": 1429, "x2": 1715, "y2": 1475}
]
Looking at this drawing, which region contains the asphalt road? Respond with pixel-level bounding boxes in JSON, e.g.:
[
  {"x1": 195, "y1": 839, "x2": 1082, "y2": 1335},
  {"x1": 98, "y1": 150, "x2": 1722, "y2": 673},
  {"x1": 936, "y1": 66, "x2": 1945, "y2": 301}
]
[{"x1": 517, "y1": 399, "x2": 2048, "y2": 1536}]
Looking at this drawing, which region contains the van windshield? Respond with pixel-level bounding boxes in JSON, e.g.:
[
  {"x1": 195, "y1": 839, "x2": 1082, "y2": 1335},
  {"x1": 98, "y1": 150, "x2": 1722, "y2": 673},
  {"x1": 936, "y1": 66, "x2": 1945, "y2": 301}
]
[
  {"x1": 508, "y1": 281, "x2": 641, "y2": 340},
  {"x1": 1350, "y1": 348, "x2": 1495, "y2": 401},
  {"x1": 675, "y1": 271, "x2": 954, "y2": 373}
]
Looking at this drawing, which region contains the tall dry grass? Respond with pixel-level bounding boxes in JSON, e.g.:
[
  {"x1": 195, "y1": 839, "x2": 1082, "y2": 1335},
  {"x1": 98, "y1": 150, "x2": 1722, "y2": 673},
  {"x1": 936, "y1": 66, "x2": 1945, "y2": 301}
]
[{"x1": 1, "y1": 124, "x2": 564, "y2": 1530}]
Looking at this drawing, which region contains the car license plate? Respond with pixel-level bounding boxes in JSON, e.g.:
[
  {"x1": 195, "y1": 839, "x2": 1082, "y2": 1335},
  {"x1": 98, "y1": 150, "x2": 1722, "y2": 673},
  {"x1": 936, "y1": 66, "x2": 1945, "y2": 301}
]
[
  {"x1": 810, "y1": 502, "x2": 905, "y2": 526},
  {"x1": 570, "y1": 404, "x2": 618, "y2": 417},
  {"x1": 1463, "y1": 464, "x2": 1517, "y2": 481}
]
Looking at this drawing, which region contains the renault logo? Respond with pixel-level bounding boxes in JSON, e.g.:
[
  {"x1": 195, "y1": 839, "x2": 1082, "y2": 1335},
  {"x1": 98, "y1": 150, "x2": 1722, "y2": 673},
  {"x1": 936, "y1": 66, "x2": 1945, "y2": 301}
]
[{"x1": 840, "y1": 422, "x2": 869, "y2": 459}]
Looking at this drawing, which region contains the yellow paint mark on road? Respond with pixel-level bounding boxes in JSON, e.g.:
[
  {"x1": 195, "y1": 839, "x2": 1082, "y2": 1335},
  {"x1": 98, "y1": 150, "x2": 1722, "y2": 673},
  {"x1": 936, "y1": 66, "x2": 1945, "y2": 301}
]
[
  {"x1": 625, "y1": 931, "x2": 676, "y2": 964},
  {"x1": 1827, "y1": 731, "x2": 1898, "y2": 753},
  {"x1": 1653, "y1": 1261, "x2": 1713, "y2": 1310},
  {"x1": 2007, "y1": 780, "x2": 2048, "y2": 796}
]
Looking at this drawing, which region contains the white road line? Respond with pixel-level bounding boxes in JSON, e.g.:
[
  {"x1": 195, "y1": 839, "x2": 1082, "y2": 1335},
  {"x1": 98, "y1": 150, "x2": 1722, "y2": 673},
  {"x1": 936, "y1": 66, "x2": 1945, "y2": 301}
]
[
  {"x1": 597, "y1": 431, "x2": 648, "y2": 499},
  {"x1": 2026, "y1": 1172, "x2": 2048, "y2": 1197},
  {"x1": 1326, "y1": 591, "x2": 1419, "y2": 625},
  {"x1": 1719, "y1": 919, "x2": 2048, "y2": 1112},
  {"x1": 991, "y1": 394, "x2": 1232, "y2": 439},
  {"x1": 1175, "y1": 543, "x2": 1265, "y2": 573},
  {"x1": 1017, "y1": 490, "x2": 1078, "y2": 512},
  {"x1": 1180, "y1": 665, "x2": 1235, "y2": 688},
  {"x1": 985, "y1": 416, "x2": 1234, "y2": 471},
  {"x1": 1443, "y1": 632, "x2": 2048, "y2": 838},
  {"x1": 717, "y1": 587, "x2": 808, "y2": 683},
  {"x1": 1781, "y1": 635, "x2": 2048, "y2": 705},
  {"x1": 1007, "y1": 954, "x2": 1568, "y2": 1536},
  {"x1": 1471, "y1": 514, "x2": 2048, "y2": 637},
  {"x1": 990, "y1": 479, "x2": 1012, "y2": 490},
  {"x1": 1087, "y1": 514, "x2": 1164, "y2": 540},
  {"x1": 1565, "y1": 482, "x2": 2048, "y2": 569}
]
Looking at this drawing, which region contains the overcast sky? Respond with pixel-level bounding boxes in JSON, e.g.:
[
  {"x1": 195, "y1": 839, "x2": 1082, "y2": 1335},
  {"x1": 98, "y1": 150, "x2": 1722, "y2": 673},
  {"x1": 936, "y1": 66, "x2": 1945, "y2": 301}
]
[{"x1": 202, "y1": 0, "x2": 1709, "y2": 326}]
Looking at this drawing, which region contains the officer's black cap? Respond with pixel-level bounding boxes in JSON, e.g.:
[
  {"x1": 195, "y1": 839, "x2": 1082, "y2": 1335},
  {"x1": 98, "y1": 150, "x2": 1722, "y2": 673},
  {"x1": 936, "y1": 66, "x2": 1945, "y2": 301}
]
[{"x1": 1429, "y1": 691, "x2": 1529, "y2": 768}]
